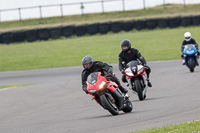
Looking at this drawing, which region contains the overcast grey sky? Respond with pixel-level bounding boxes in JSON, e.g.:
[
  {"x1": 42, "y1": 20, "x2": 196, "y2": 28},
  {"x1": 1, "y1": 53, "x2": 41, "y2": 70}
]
[
  {"x1": 1, "y1": 0, "x2": 200, "y2": 10},
  {"x1": 0, "y1": 0, "x2": 200, "y2": 21},
  {"x1": 0, "y1": 0, "x2": 200, "y2": 10},
  {"x1": 0, "y1": 0, "x2": 98, "y2": 10}
]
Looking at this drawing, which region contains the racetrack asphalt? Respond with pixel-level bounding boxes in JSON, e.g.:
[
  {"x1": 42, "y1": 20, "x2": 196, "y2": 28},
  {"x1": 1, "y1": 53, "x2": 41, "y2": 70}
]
[{"x1": 0, "y1": 60, "x2": 200, "y2": 133}]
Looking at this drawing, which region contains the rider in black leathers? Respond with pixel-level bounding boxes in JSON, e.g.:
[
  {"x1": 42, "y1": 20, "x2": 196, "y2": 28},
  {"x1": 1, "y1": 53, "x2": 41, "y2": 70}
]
[
  {"x1": 81, "y1": 56, "x2": 128, "y2": 94},
  {"x1": 118, "y1": 39, "x2": 152, "y2": 87}
]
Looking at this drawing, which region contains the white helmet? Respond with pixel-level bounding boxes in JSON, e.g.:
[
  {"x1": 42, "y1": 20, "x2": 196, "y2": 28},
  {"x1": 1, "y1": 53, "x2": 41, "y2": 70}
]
[{"x1": 184, "y1": 32, "x2": 191, "y2": 41}]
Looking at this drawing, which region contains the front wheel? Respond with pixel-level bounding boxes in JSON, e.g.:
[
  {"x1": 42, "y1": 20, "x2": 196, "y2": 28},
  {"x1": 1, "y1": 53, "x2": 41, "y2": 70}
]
[
  {"x1": 188, "y1": 59, "x2": 195, "y2": 72},
  {"x1": 100, "y1": 94, "x2": 119, "y2": 115},
  {"x1": 134, "y1": 78, "x2": 144, "y2": 101}
]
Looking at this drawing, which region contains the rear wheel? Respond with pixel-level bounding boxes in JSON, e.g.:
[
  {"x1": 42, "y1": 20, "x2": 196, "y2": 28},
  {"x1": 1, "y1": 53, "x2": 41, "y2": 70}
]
[
  {"x1": 134, "y1": 79, "x2": 144, "y2": 101},
  {"x1": 188, "y1": 59, "x2": 195, "y2": 72},
  {"x1": 122, "y1": 100, "x2": 133, "y2": 113},
  {"x1": 100, "y1": 94, "x2": 119, "y2": 115}
]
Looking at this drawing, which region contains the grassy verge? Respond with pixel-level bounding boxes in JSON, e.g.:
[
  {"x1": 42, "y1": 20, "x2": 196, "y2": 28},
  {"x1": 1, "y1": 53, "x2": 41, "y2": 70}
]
[
  {"x1": 0, "y1": 84, "x2": 31, "y2": 89},
  {"x1": 1, "y1": 4, "x2": 200, "y2": 33},
  {"x1": 132, "y1": 121, "x2": 200, "y2": 133},
  {"x1": 0, "y1": 26, "x2": 200, "y2": 72}
]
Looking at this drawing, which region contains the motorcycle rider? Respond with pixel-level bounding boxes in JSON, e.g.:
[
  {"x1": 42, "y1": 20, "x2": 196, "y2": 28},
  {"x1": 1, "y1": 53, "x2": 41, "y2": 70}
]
[
  {"x1": 118, "y1": 39, "x2": 152, "y2": 87},
  {"x1": 81, "y1": 56, "x2": 128, "y2": 94},
  {"x1": 181, "y1": 32, "x2": 199, "y2": 65}
]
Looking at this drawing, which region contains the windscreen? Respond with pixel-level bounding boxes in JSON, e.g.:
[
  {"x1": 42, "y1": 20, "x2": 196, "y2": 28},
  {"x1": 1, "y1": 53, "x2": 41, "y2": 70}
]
[
  {"x1": 127, "y1": 60, "x2": 139, "y2": 70},
  {"x1": 87, "y1": 72, "x2": 99, "y2": 85},
  {"x1": 185, "y1": 44, "x2": 195, "y2": 49}
]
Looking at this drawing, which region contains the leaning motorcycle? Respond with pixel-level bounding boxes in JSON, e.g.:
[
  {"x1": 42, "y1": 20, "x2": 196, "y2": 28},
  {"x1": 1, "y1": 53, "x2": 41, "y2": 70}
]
[
  {"x1": 183, "y1": 44, "x2": 198, "y2": 72},
  {"x1": 123, "y1": 61, "x2": 148, "y2": 101},
  {"x1": 86, "y1": 72, "x2": 133, "y2": 115}
]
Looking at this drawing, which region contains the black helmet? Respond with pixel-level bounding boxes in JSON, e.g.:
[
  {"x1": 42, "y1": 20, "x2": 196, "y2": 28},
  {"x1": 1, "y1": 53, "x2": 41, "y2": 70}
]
[
  {"x1": 82, "y1": 56, "x2": 94, "y2": 69},
  {"x1": 121, "y1": 39, "x2": 131, "y2": 52}
]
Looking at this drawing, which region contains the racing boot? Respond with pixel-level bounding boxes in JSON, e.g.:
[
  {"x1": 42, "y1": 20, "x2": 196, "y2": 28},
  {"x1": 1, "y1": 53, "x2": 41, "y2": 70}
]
[
  {"x1": 122, "y1": 74, "x2": 127, "y2": 83},
  {"x1": 118, "y1": 85, "x2": 128, "y2": 94},
  {"x1": 147, "y1": 79, "x2": 152, "y2": 87},
  {"x1": 182, "y1": 60, "x2": 185, "y2": 65}
]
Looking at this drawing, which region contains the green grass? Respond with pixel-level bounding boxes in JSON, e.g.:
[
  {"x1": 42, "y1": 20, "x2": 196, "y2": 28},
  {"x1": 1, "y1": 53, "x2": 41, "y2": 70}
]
[
  {"x1": 132, "y1": 121, "x2": 200, "y2": 133},
  {"x1": 0, "y1": 85, "x2": 12, "y2": 89},
  {"x1": 0, "y1": 84, "x2": 31, "y2": 89},
  {"x1": 0, "y1": 26, "x2": 200, "y2": 72},
  {"x1": 1, "y1": 4, "x2": 200, "y2": 33}
]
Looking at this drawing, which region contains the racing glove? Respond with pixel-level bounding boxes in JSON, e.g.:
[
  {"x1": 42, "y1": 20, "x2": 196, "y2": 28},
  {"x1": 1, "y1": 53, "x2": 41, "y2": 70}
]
[
  {"x1": 83, "y1": 85, "x2": 88, "y2": 94},
  {"x1": 121, "y1": 68, "x2": 125, "y2": 74},
  {"x1": 144, "y1": 64, "x2": 150, "y2": 70},
  {"x1": 85, "y1": 90, "x2": 88, "y2": 94}
]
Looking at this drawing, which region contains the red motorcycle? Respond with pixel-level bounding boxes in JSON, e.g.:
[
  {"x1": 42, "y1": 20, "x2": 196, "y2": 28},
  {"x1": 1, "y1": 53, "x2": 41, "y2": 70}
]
[{"x1": 86, "y1": 72, "x2": 133, "y2": 115}]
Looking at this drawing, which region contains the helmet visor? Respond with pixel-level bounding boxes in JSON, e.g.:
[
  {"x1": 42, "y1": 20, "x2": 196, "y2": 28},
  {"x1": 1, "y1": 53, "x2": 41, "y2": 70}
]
[
  {"x1": 122, "y1": 46, "x2": 128, "y2": 50},
  {"x1": 185, "y1": 37, "x2": 190, "y2": 39},
  {"x1": 84, "y1": 63, "x2": 91, "y2": 69}
]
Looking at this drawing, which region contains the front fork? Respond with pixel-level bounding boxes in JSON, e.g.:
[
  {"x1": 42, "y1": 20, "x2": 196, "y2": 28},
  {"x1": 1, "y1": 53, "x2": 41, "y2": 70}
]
[
  {"x1": 127, "y1": 75, "x2": 148, "y2": 96},
  {"x1": 93, "y1": 89, "x2": 125, "y2": 110},
  {"x1": 184, "y1": 54, "x2": 199, "y2": 66},
  {"x1": 127, "y1": 78, "x2": 137, "y2": 95}
]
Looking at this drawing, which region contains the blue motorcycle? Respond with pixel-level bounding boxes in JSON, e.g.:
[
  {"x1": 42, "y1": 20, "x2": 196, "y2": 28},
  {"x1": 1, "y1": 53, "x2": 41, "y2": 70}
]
[{"x1": 183, "y1": 44, "x2": 198, "y2": 72}]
